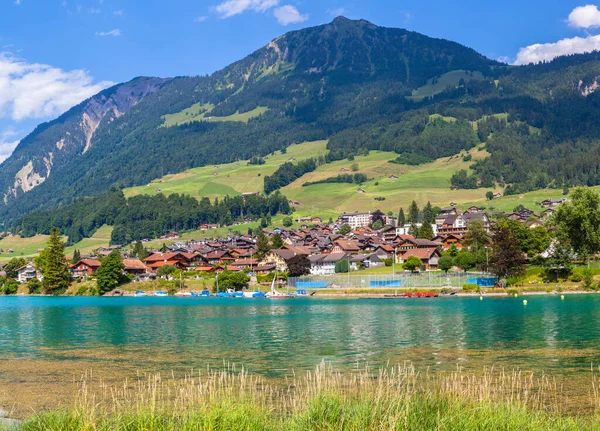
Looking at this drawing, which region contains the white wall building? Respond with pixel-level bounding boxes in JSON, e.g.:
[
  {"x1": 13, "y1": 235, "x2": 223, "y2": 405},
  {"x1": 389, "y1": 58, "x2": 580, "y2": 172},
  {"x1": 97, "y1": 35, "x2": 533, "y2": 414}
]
[
  {"x1": 338, "y1": 212, "x2": 373, "y2": 229},
  {"x1": 396, "y1": 223, "x2": 438, "y2": 237}
]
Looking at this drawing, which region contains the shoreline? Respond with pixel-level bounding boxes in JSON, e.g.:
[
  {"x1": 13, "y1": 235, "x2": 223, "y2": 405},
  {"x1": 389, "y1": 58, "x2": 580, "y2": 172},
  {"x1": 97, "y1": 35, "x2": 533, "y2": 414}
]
[{"x1": 8, "y1": 289, "x2": 597, "y2": 298}]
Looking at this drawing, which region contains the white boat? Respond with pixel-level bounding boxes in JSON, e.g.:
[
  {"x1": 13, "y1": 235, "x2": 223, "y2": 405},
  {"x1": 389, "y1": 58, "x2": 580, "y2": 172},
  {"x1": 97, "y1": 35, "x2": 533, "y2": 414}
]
[
  {"x1": 153, "y1": 291, "x2": 168, "y2": 297},
  {"x1": 134, "y1": 290, "x2": 146, "y2": 297},
  {"x1": 175, "y1": 291, "x2": 192, "y2": 297},
  {"x1": 266, "y1": 275, "x2": 289, "y2": 299}
]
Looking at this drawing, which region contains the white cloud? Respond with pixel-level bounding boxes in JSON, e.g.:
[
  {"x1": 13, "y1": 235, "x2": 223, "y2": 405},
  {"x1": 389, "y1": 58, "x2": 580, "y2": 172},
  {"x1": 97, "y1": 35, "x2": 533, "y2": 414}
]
[
  {"x1": 0, "y1": 128, "x2": 20, "y2": 163},
  {"x1": 514, "y1": 34, "x2": 600, "y2": 65},
  {"x1": 113, "y1": 9, "x2": 123, "y2": 16},
  {"x1": 328, "y1": 7, "x2": 346, "y2": 17},
  {"x1": 568, "y1": 4, "x2": 600, "y2": 29},
  {"x1": 0, "y1": 52, "x2": 114, "y2": 121},
  {"x1": 95, "y1": 29, "x2": 122, "y2": 37},
  {"x1": 273, "y1": 5, "x2": 307, "y2": 25},
  {"x1": 194, "y1": 16, "x2": 208, "y2": 23},
  {"x1": 215, "y1": 0, "x2": 279, "y2": 18},
  {"x1": 497, "y1": 56, "x2": 511, "y2": 64},
  {"x1": 14, "y1": 0, "x2": 21, "y2": 5}
]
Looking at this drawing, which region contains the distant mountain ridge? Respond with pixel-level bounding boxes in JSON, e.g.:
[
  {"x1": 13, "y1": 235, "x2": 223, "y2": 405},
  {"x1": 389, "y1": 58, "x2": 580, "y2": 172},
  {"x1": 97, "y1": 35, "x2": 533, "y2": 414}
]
[{"x1": 3, "y1": 17, "x2": 600, "y2": 226}]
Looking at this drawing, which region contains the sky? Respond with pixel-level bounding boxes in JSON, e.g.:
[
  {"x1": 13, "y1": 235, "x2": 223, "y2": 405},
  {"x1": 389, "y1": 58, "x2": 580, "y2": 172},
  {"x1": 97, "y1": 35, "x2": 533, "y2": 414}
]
[{"x1": 1, "y1": 0, "x2": 600, "y2": 162}]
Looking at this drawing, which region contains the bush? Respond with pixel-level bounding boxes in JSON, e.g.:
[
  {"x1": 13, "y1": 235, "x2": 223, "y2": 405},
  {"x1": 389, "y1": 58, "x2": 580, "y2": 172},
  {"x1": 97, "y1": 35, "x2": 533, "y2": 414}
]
[
  {"x1": 506, "y1": 276, "x2": 524, "y2": 286},
  {"x1": 3, "y1": 279, "x2": 19, "y2": 295},
  {"x1": 27, "y1": 278, "x2": 42, "y2": 294},
  {"x1": 382, "y1": 258, "x2": 393, "y2": 267},
  {"x1": 569, "y1": 273, "x2": 583, "y2": 283},
  {"x1": 462, "y1": 284, "x2": 480, "y2": 292},
  {"x1": 76, "y1": 285, "x2": 88, "y2": 296}
]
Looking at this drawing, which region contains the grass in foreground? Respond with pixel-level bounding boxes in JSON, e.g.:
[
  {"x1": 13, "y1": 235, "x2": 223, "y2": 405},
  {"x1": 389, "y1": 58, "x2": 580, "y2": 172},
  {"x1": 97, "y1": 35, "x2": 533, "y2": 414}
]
[{"x1": 17, "y1": 364, "x2": 600, "y2": 431}]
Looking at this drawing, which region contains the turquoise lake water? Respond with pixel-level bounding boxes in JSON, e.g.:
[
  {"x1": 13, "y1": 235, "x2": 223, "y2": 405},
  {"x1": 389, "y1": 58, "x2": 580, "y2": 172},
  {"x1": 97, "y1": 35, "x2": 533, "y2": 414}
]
[{"x1": 1, "y1": 295, "x2": 600, "y2": 377}]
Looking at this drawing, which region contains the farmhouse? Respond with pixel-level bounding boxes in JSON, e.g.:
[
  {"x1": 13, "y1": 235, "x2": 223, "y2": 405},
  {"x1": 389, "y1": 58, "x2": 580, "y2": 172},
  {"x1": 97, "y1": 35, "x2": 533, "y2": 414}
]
[{"x1": 70, "y1": 259, "x2": 102, "y2": 278}]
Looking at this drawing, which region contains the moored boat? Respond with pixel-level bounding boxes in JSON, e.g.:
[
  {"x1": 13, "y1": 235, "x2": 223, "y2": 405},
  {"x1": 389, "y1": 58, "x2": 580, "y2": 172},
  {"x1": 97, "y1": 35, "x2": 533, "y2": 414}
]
[
  {"x1": 134, "y1": 290, "x2": 146, "y2": 297},
  {"x1": 154, "y1": 291, "x2": 168, "y2": 297}
]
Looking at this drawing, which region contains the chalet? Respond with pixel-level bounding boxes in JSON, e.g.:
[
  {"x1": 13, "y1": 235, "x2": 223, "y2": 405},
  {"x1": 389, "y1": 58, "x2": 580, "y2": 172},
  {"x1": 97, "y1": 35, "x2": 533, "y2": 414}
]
[
  {"x1": 198, "y1": 224, "x2": 220, "y2": 231},
  {"x1": 205, "y1": 250, "x2": 236, "y2": 265},
  {"x1": 395, "y1": 238, "x2": 440, "y2": 258},
  {"x1": 437, "y1": 212, "x2": 490, "y2": 235},
  {"x1": 373, "y1": 244, "x2": 395, "y2": 259},
  {"x1": 241, "y1": 192, "x2": 260, "y2": 197},
  {"x1": 432, "y1": 234, "x2": 463, "y2": 251},
  {"x1": 122, "y1": 259, "x2": 147, "y2": 275},
  {"x1": 340, "y1": 167, "x2": 350, "y2": 172},
  {"x1": 96, "y1": 246, "x2": 120, "y2": 257},
  {"x1": 289, "y1": 200, "x2": 301, "y2": 206},
  {"x1": 466, "y1": 206, "x2": 482, "y2": 213},
  {"x1": 196, "y1": 266, "x2": 215, "y2": 274},
  {"x1": 493, "y1": 192, "x2": 502, "y2": 198},
  {"x1": 229, "y1": 258, "x2": 259, "y2": 269},
  {"x1": 260, "y1": 248, "x2": 295, "y2": 272},
  {"x1": 389, "y1": 175, "x2": 398, "y2": 180},
  {"x1": 143, "y1": 252, "x2": 192, "y2": 270},
  {"x1": 70, "y1": 259, "x2": 102, "y2": 278},
  {"x1": 398, "y1": 248, "x2": 441, "y2": 271},
  {"x1": 311, "y1": 217, "x2": 322, "y2": 224},
  {"x1": 331, "y1": 239, "x2": 361, "y2": 254},
  {"x1": 450, "y1": 185, "x2": 458, "y2": 190},
  {"x1": 357, "y1": 188, "x2": 366, "y2": 193},
  {"x1": 17, "y1": 263, "x2": 42, "y2": 283},
  {"x1": 541, "y1": 198, "x2": 566, "y2": 208}
]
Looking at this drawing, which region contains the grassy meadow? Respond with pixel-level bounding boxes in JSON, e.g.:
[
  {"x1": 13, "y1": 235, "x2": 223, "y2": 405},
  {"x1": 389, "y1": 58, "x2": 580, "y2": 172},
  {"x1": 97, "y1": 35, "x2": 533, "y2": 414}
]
[
  {"x1": 18, "y1": 364, "x2": 600, "y2": 431},
  {"x1": 162, "y1": 103, "x2": 268, "y2": 127},
  {"x1": 409, "y1": 70, "x2": 484, "y2": 101}
]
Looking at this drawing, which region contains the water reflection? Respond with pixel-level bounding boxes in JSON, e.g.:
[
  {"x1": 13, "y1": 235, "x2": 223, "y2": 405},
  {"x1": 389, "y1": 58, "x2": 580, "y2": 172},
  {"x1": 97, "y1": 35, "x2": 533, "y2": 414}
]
[{"x1": 1, "y1": 296, "x2": 600, "y2": 375}]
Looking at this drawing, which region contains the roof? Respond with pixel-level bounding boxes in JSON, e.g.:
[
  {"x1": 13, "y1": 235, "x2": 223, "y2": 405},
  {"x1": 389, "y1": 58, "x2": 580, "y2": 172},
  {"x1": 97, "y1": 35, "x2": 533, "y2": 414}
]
[
  {"x1": 144, "y1": 252, "x2": 187, "y2": 263},
  {"x1": 122, "y1": 259, "x2": 146, "y2": 270},
  {"x1": 334, "y1": 239, "x2": 360, "y2": 251},
  {"x1": 267, "y1": 248, "x2": 296, "y2": 261},
  {"x1": 402, "y1": 248, "x2": 440, "y2": 260},
  {"x1": 73, "y1": 259, "x2": 102, "y2": 268}
]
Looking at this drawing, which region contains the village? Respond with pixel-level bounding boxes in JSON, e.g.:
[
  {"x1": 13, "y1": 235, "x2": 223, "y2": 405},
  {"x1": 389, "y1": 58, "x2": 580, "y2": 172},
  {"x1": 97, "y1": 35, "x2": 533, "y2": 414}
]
[{"x1": 3, "y1": 197, "x2": 567, "y2": 292}]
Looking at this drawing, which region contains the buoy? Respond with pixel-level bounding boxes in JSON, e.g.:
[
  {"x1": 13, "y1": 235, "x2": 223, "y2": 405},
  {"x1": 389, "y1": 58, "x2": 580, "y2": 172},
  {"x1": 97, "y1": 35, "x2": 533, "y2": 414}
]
[
  {"x1": 561, "y1": 295, "x2": 565, "y2": 300},
  {"x1": 479, "y1": 296, "x2": 483, "y2": 301},
  {"x1": 514, "y1": 293, "x2": 518, "y2": 297},
  {"x1": 523, "y1": 299, "x2": 528, "y2": 305}
]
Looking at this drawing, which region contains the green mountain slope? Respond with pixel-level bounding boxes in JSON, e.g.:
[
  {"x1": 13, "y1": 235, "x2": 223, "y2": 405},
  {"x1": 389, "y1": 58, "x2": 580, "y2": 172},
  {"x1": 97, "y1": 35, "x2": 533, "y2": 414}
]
[{"x1": 4, "y1": 17, "x2": 600, "y2": 228}]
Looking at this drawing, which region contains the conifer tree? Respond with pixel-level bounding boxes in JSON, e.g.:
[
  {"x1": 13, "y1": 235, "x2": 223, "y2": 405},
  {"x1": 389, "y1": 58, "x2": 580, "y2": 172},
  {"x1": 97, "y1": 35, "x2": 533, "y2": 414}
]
[
  {"x1": 96, "y1": 250, "x2": 125, "y2": 295},
  {"x1": 418, "y1": 222, "x2": 434, "y2": 239},
  {"x1": 423, "y1": 201, "x2": 434, "y2": 224},
  {"x1": 398, "y1": 208, "x2": 406, "y2": 226},
  {"x1": 42, "y1": 228, "x2": 71, "y2": 295},
  {"x1": 408, "y1": 201, "x2": 420, "y2": 223},
  {"x1": 72, "y1": 249, "x2": 81, "y2": 263}
]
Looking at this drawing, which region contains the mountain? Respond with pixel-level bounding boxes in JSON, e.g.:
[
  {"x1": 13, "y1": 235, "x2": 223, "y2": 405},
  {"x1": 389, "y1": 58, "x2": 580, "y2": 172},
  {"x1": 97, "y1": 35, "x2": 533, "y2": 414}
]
[{"x1": 4, "y1": 17, "x2": 600, "y2": 227}]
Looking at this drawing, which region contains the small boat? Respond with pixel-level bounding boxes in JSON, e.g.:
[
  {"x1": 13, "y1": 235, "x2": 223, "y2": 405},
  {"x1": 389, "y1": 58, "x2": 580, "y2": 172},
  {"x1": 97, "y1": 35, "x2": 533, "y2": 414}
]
[
  {"x1": 134, "y1": 290, "x2": 146, "y2": 297},
  {"x1": 175, "y1": 291, "x2": 192, "y2": 297},
  {"x1": 154, "y1": 291, "x2": 168, "y2": 297},
  {"x1": 243, "y1": 290, "x2": 266, "y2": 298},
  {"x1": 289, "y1": 289, "x2": 308, "y2": 298},
  {"x1": 216, "y1": 289, "x2": 243, "y2": 298},
  {"x1": 266, "y1": 276, "x2": 289, "y2": 299},
  {"x1": 200, "y1": 290, "x2": 211, "y2": 297}
]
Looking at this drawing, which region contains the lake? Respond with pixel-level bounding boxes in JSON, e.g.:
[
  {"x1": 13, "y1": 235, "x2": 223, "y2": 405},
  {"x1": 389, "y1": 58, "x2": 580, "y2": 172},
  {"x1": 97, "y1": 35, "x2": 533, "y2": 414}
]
[{"x1": 1, "y1": 295, "x2": 600, "y2": 414}]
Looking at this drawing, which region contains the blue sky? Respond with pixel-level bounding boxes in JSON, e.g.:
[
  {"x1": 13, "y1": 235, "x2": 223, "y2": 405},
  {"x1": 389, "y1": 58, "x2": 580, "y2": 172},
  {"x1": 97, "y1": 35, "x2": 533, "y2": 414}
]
[{"x1": 1, "y1": 0, "x2": 600, "y2": 161}]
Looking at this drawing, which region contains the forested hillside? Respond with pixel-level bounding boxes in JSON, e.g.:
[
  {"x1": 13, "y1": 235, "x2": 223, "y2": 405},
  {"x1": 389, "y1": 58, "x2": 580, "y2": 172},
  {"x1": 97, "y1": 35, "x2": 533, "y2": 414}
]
[{"x1": 4, "y1": 16, "x2": 600, "y2": 229}]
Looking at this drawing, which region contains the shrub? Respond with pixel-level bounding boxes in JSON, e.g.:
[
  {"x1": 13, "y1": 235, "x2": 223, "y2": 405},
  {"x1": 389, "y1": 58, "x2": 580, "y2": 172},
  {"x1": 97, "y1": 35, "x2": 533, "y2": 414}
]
[
  {"x1": 3, "y1": 279, "x2": 19, "y2": 295},
  {"x1": 569, "y1": 273, "x2": 583, "y2": 283},
  {"x1": 27, "y1": 278, "x2": 42, "y2": 294},
  {"x1": 582, "y1": 268, "x2": 594, "y2": 290},
  {"x1": 462, "y1": 284, "x2": 480, "y2": 292}
]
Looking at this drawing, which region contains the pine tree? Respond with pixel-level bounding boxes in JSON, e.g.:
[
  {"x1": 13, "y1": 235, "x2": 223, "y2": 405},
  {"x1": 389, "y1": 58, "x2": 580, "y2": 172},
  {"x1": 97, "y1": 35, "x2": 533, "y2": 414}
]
[
  {"x1": 256, "y1": 230, "x2": 271, "y2": 256},
  {"x1": 408, "y1": 223, "x2": 419, "y2": 237},
  {"x1": 133, "y1": 241, "x2": 147, "y2": 260},
  {"x1": 398, "y1": 208, "x2": 406, "y2": 226},
  {"x1": 42, "y1": 228, "x2": 71, "y2": 295},
  {"x1": 96, "y1": 250, "x2": 125, "y2": 295},
  {"x1": 72, "y1": 249, "x2": 81, "y2": 263},
  {"x1": 161, "y1": 243, "x2": 167, "y2": 253},
  {"x1": 271, "y1": 233, "x2": 284, "y2": 249},
  {"x1": 423, "y1": 201, "x2": 433, "y2": 224},
  {"x1": 408, "y1": 201, "x2": 420, "y2": 223},
  {"x1": 418, "y1": 223, "x2": 434, "y2": 239}
]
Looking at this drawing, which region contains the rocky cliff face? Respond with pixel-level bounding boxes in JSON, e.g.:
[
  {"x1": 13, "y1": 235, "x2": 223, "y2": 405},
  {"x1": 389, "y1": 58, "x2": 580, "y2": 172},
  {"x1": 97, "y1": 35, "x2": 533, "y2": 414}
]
[{"x1": 1, "y1": 77, "x2": 170, "y2": 201}]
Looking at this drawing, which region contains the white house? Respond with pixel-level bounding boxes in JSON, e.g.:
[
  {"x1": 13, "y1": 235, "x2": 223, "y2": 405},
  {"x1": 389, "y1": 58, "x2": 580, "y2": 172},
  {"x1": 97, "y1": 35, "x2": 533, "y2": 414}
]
[
  {"x1": 308, "y1": 253, "x2": 358, "y2": 275},
  {"x1": 17, "y1": 263, "x2": 42, "y2": 283},
  {"x1": 396, "y1": 223, "x2": 438, "y2": 237}
]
